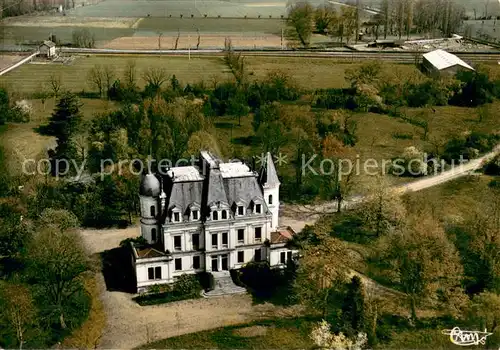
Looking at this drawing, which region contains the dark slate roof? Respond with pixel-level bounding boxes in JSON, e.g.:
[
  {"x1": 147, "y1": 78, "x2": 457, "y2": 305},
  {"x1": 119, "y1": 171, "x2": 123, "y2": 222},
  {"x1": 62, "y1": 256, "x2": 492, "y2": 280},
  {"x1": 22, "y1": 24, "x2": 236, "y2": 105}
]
[
  {"x1": 139, "y1": 173, "x2": 161, "y2": 197},
  {"x1": 259, "y1": 152, "x2": 280, "y2": 187},
  {"x1": 206, "y1": 169, "x2": 229, "y2": 207},
  {"x1": 223, "y1": 176, "x2": 265, "y2": 209},
  {"x1": 166, "y1": 180, "x2": 204, "y2": 216},
  {"x1": 157, "y1": 152, "x2": 277, "y2": 222}
]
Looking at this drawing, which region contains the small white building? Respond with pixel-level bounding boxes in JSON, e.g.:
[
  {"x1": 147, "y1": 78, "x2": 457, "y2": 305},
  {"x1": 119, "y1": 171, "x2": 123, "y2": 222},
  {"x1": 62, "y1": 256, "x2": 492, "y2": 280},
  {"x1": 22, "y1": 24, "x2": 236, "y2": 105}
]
[
  {"x1": 131, "y1": 151, "x2": 298, "y2": 294},
  {"x1": 39, "y1": 40, "x2": 56, "y2": 58},
  {"x1": 422, "y1": 49, "x2": 475, "y2": 76}
]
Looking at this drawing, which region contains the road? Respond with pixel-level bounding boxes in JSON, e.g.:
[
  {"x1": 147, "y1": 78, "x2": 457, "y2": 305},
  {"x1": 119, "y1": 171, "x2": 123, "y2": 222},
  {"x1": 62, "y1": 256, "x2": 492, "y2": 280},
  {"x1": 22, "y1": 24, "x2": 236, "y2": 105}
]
[{"x1": 280, "y1": 145, "x2": 500, "y2": 233}]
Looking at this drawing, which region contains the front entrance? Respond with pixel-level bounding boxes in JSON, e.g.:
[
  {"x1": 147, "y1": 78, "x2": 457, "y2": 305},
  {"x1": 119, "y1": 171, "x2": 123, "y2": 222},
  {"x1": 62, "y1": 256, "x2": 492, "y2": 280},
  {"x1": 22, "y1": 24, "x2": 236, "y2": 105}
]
[
  {"x1": 221, "y1": 255, "x2": 228, "y2": 271},
  {"x1": 211, "y1": 256, "x2": 218, "y2": 272},
  {"x1": 211, "y1": 254, "x2": 229, "y2": 272}
]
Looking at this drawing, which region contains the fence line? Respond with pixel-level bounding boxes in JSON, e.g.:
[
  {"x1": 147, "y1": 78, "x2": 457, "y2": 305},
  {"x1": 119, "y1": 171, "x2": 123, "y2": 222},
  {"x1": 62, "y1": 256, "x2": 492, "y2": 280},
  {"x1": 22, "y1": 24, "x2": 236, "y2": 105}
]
[{"x1": 0, "y1": 52, "x2": 39, "y2": 76}]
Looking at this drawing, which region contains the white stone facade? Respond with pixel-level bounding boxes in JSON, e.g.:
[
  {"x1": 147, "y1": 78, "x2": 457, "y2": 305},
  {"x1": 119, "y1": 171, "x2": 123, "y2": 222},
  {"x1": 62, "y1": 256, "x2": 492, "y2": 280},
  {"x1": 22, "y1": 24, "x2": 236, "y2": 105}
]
[{"x1": 131, "y1": 151, "x2": 296, "y2": 293}]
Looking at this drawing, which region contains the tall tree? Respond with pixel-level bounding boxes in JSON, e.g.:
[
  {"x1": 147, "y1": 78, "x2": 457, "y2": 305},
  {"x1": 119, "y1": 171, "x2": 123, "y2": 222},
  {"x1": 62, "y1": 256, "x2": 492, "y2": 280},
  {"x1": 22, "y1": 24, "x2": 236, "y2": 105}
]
[
  {"x1": 285, "y1": 0, "x2": 314, "y2": 48},
  {"x1": 341, "y1": 276, "x2": 366, "y2": 336},
  {"x1": 25, "y1": 209, "x2": 91, "y2": 330},
  {"x1": 0, "y1": 282, "x2": 37, "y2": 350},
  {"x1": 315, "y1": 4, "x2": 337, "y2": 34},
  {"x1": 356, "y1": 176, "x2": 406, "y2": 237},
  {"x1": 374, "y1": 215, "x2": 466, "y2": 324},
  {"x1": 294, "y1": 223, "x2": 353, "y2": 319},
  {"x1": 39, "y1": 92, "x2": 83, "y2": 172},
  {"x1": 223, "y1": 38, "x2": 248, "y2": 87}
]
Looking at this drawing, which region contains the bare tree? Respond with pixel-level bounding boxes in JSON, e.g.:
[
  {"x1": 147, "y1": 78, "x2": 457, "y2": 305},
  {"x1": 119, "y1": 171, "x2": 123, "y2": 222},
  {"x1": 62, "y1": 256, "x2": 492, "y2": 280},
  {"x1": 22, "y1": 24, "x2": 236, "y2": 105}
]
[
  {"x1": 103, "y1": 65, "x2": 116, "y2": 98},
  {"x1": 174, "y1": 29, "x2": 180, "y2": 50},
  {"x1": 123, "y1": 60, "x2": 137, "y2": 89},
  {"x1": 49, "y1": 73, "x2": 62, "y2": 98},
  {"x1": 142, "y1": 67, "x2": 168, "y2": 90},
  {"x1": 87, "y1": 65, "x2": 104, "y2": 97}
]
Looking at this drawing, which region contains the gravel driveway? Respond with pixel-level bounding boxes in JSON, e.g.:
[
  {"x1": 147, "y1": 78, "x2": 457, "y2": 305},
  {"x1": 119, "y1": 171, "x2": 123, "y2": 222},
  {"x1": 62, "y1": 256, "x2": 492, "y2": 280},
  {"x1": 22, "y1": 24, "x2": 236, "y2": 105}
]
[{"x1": 80, "y1": 227, "x2": 303, "y2": 349}]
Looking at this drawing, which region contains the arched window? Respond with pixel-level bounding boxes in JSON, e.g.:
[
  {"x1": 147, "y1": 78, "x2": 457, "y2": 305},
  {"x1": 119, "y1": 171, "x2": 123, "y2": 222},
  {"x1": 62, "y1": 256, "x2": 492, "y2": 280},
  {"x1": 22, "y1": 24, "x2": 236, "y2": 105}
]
[
  {"x1": 221, "y1": 210, "x2": 227, "y2": 219},
  {"x1": 151, "y1": 228, "x2": 157, "y2": 242},
  {"x1": 268, "y1": 195, "x2": 273, "y2": 205},
  {"x1": 150, "y1": 205, "x2": 156, "y2": 217},
  {"x1": 212, "y1": 211, "x2": 218, "y2": 220}
]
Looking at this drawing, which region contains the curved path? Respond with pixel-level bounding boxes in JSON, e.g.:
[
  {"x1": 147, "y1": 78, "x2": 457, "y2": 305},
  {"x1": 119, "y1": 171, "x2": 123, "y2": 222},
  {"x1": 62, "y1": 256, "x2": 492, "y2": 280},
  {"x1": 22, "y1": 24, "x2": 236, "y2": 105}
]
[{"x1": 280, "y1": 145, "x2": 500, "y2": 233}]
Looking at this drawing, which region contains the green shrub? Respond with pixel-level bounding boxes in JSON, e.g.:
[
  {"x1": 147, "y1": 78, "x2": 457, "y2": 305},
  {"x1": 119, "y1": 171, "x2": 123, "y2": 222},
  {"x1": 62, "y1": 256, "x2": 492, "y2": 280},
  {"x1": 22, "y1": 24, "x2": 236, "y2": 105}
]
[{"x1": 173, "y1": 274, "x2": 202, "y2": 297}]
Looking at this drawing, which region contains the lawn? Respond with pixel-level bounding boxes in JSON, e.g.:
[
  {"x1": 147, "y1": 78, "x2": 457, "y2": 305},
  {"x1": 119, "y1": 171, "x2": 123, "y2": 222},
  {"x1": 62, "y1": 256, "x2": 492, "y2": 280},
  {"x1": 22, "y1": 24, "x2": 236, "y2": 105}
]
[
  {"x1": 402, "y1": 174, "x2": 496, "y2": 220},
  {"x1": 0, "y1": 56, "x2": 421, "y2": 95},
  {"x1": 0, "y1": 98, "x2": 114, "y2": 175},
  {"x1": 138, "y1": 316, "x2": 317, "y2": 349}
]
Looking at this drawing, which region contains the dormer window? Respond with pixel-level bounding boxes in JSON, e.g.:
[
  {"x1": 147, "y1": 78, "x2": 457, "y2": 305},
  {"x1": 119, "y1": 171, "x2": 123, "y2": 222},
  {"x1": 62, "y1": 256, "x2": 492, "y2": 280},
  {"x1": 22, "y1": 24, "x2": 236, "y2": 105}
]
[
  {"x1": 213, "y1": 211, "x2": 218, "y2": 220},
  {"x1": 238, "y1": 206, "x2": 244, "y2": 216},
  {"x1": 192, "y1": 210, "x2": 199, "y2": 220},
  {"x1": 221, "y1": 210, "x2": 227, "y2": 219},
  {"x1": 255, "y1": 204, "x2": 262, "y2": 214},
  {"x1": 173, "y1": 212, "x2": 180, "y2": 222}
]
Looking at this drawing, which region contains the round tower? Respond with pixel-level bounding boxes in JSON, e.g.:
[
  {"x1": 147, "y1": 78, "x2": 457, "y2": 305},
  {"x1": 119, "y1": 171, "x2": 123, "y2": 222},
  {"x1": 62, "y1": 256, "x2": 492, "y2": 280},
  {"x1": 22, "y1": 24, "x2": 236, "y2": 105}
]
[{"x1": 139, "y1": 172, "x2": 161, "y2": 244}]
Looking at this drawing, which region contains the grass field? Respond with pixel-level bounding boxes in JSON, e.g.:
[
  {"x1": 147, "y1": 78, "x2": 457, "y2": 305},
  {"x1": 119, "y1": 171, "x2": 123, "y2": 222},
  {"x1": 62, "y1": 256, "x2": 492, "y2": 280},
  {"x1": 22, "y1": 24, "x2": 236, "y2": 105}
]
[
  {"x1": 0, "y1": 98, "x2": 113, "y2": 174},
  {"x1": 138, "y1": 317, "x2": 317, "y2": 349},
  {"x1": 0, "y1": 56, "x2": 421, "y2": 95}
]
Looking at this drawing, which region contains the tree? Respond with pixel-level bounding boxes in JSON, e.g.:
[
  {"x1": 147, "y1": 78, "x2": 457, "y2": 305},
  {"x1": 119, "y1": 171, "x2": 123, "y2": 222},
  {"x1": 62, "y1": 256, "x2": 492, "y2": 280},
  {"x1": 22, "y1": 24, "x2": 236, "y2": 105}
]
[
  {"x1": 356, "y1": 176, "x2": 406, "y2": 237},
  {"x1": 338, "y1": 6, "x2": 357, "y2": 44},
  {"x1": 123, "y1": 60, "x2": 137, "y2": 89},
  {"x1": 468, "y1": 292, "x2": 500, "y2": 338},
  {"x1": 142, "y1": 67, "x2": 168, "y2": 93},
  {"x1": 381, "y1": 0, "x2": 389, "y2": 38},
  {"x1": 87, "y1": 65, "x2": 104, "y2": 97},
  {"x1": 71, "y1": 28, "x2": 95, "y2": 48},
  {"x1": 49, "y1": 73, "x2": 62, "y2": 98},
  {"x1": 321, "y1": 134, "x2": 356, "y2": 211},
  {"x1": 285, "y1": 1, "x2": 314, "y2": 48},
  {"x1": 294, "y1": 223, "x2": 353, "y2": 318},
  {"x1": 38, "y1": 93, "x2": 83, "y2": 173},
  {"x1": 0, "y1": 202, "x2": 32, "y2": 258},
  {"x1": 0, "y1": 87, "x2": 10, "y2": 125},
  {"x1": 0, "y1": 282, "x2": 37, "y2": 349},
  {"x1": 341, "y1": 276, "x2": 366, "y2": 336},
  {"x1": 315, "y1": 4, "x2": 337, "y2": 34},
  {"x1": 223, "y1": 38, "x2": 248, "y2": 86},
  {"x1": 374, "y1": 215, "x2": 465, "y2": 324},
  {"x1": 25, "y1": 209, "x2": 91, "y2": 330},
  {"x1": 103, "y1": 65, "x2": 116, "y2": 98}
]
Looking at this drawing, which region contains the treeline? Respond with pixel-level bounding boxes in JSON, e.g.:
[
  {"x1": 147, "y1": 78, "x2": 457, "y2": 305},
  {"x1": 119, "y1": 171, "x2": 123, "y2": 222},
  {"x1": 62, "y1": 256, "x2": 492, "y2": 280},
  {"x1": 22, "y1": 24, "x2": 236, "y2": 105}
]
[{"x1": 286, "y1": 0, "x2": 465, "y2": 47}]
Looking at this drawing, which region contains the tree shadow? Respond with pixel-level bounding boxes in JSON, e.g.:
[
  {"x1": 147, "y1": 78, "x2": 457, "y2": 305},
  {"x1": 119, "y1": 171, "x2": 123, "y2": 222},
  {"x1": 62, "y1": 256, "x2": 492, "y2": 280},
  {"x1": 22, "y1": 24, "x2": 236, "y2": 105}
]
[
  {"x1": 214, "y1": 122, "x2": 234, "y2": 129},
  {"x1": 231, "y1": 135, "x2": 259, "y2": 146},
  {"x1": 99, "y1": 247, "x2": 136, "y2": 293}
]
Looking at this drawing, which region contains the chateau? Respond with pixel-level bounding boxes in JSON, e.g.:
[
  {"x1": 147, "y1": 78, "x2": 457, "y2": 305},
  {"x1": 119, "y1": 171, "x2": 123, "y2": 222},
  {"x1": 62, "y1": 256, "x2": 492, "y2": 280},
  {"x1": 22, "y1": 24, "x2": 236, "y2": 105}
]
[{"x1": 131, "y1": 151, "x2": 297, "y2": 293}]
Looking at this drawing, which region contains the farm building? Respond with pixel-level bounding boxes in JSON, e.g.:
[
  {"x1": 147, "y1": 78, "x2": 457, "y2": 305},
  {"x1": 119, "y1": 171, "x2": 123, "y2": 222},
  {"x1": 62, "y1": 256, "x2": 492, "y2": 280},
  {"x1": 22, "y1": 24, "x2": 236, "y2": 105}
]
[
  {"x1": 422, "y1": 49, "x2": 474, "y2": 76},
  {"x1": 39, "y1": 40, "x2": 56, "y2": 58}
]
